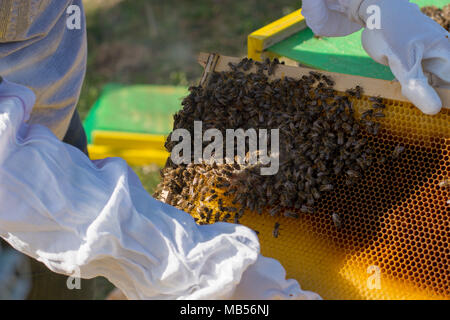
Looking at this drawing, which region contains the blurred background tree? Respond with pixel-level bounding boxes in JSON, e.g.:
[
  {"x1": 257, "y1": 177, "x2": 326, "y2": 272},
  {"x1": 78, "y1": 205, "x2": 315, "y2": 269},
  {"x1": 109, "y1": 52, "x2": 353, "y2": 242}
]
[{"x1": 79, "y1": 0, "x2": 298, "y2": 119}]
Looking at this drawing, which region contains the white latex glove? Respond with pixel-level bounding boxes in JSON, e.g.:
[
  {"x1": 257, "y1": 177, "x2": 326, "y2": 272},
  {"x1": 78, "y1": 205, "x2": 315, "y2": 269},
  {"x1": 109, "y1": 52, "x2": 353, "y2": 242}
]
[
  {"x1": 231, "y1": 255, "x2": 322, "y2": 300},
  {"x1": 302, "y1": 0, "x2": 364, "y2": 37},
  {"x1": 302, "y1": 0, "x2": 450, "y2": 115},
  {"x1": 358, "y1": 0, "x2": 450, "y2": 115}
]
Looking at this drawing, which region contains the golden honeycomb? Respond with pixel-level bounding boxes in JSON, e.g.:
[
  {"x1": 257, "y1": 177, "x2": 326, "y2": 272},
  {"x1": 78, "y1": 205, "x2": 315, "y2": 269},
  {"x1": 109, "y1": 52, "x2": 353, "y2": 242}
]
[{"x1": 184, "y1": 94, "x2": 449, "y2": 300}]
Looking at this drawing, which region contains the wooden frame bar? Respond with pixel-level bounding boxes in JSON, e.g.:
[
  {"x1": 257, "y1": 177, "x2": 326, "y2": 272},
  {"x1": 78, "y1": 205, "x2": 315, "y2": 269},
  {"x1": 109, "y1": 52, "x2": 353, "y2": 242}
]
[{"x1": 198, "y1": 53, "x2": 450, "y2": 108}]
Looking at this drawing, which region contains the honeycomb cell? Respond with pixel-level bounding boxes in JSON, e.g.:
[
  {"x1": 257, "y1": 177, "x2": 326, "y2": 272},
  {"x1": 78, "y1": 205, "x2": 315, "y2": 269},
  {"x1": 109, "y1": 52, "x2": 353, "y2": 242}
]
[{"x1": 203, "y1": 101, "x2": 448, "y2": 300}]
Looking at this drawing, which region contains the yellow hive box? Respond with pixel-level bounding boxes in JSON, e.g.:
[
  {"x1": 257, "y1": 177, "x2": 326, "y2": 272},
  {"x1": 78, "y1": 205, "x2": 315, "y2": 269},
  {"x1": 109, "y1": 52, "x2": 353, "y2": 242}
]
[{"x1": 88, "y1": 131, "x2": 169, "y2": 167}]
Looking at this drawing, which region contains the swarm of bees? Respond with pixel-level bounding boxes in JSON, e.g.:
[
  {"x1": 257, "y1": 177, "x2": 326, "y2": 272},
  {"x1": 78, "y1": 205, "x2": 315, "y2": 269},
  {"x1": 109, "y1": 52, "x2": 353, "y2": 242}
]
[
  {"x1": 155, "y1": 57, "x2": 404, "y2": 238},
  {"x1": 422, "y1": 5, "x2": 450, "y2": 31}
]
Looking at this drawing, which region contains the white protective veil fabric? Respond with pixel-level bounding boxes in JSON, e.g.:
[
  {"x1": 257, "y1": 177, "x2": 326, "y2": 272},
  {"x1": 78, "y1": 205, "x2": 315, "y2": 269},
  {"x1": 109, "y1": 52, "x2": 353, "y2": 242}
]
[
  {"x1": 0, "y1": 79, "x2": 320, "y2": 300},
  {"x1": 302, "y1": 0, "x2": 450, "y2": 115}
]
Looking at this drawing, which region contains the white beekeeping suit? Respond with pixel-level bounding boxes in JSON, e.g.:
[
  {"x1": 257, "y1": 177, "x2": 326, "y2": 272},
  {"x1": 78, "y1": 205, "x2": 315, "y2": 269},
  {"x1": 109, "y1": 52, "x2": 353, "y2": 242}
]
[
  {"x1": 0, "y1": 79, "x2": 321, "y2": 300},
  {"x1": 302, "y1": 0, "x2": 450, "y2": 115}
]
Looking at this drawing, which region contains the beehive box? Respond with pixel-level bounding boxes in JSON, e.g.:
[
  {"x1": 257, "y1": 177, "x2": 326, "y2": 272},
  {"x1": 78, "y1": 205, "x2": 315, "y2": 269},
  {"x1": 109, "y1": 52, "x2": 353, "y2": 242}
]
[
  {"x1": 159, "y1": 53, "x2": 449, "y2": 300},
  {"x1": 84, "y1": 84, "x2": 187, "y2": 166}
]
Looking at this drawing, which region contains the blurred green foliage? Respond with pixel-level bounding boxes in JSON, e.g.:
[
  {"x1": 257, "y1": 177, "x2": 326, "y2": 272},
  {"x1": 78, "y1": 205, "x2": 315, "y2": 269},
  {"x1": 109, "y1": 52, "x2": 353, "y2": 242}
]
[{"x1": 79, "y1": 0, "x2": 298, "y2": 120}]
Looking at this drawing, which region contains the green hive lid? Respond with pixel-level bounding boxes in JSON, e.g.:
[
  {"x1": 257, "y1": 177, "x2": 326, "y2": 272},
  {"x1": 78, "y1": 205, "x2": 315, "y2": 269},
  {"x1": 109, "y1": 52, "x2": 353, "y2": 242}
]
[
  {"x1": 83, "y1": 84, "x2": 188, "y2": 144},
  {"x1": 269, "y1": 0, "x2": 449, "y2": 80}
]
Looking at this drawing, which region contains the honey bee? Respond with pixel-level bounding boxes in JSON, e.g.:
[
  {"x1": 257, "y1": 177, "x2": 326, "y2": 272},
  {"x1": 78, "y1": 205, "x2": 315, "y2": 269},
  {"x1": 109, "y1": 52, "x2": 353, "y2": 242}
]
[
  {"x1": 438, "y1": 179, "x2": 449, "y2": 189},
  {"x1": 311, "y1": 188, "x2": 321, "y2": 200},
  {"x1": 354, "y1": 85, "x2": 363, "y2": 99},
  {"x1": 378, "y1": 156, "x2": 387, "y2": 165},
  {"x1": 193, "y1": 176, "x2": 199, "y2": 186},
  {"x1": 319, "y1": 184, "x2": 334, "y2": 192},
  {"x1": 228, "y1": 62, "x2": 238, "y2": 72},
  {"x1": 342, "y1": 123, "x2": 353, "y2": 132},
  {"x1": 322, "y1": 75, "x2": 335, "y2": 86},
  {"x1": 189, "y1": 186, "x2": 195, "y2": 198},
  {"x1": 205, "y1": 194, "x2": 218, "y2": 202},
  {"x1": 372, "y1": 103, "x2": 386, "y2": 109},
  {"x1": 284, "y1": 211, "x2": 298, "y2": 219},
  {"x1": 392, "y1": 145, "x2": 405, "y2": 159},
  {"x1": 332, "y1": 213, "x2": 342, "y2": 229},
  {"x1": 216, "y1": 182, "x2": 231, "y2": 188},
  {"x1": 373, "y1": 112, "x2": 385, "y2": 118},
  {"x1": 300, "y1": 205, "x2": 314, "y2": 214},
  {"x1": 346, "y1": 169, "x2": 361, "y2": 179},
  {"x1": 345, "y1": 88, "x2": 358, "y2": 97},
  {"x1": 269, "y1": 206, "x2": 280, "y2": 217},
  {"x1": 369, "y1": 96, "x2": 383, "y2": 104},
  {"x1": 337, "y1": 131, "x2": 344, "y2": 145},
  {"x1": 334, "y1": 162, "x2": 344, "y2": 175},
  {"x1": 272, "y1": 222, "x2": 281, "y2": 238},
  {"x1": 345, "y1": 179, "x2": 355, "y2": 186},
  {"x1": 268, "y1": 61, "x2": 279, "y2": 76},
  {"x1": 206, "y1": 208, "x2": 212, "y2": 224},
  {"x1": 353, "y1": 138, "x2": 367, "y2": 150},
  {"x1": 356, "y1": 157, "x2": 367, "y2": 169},
  {"x1": 362, "y1": 109, "x2": 374, "y2": 119},
  {"x1": 371, "y1": 123, "x2": 381, "y2": 136}
]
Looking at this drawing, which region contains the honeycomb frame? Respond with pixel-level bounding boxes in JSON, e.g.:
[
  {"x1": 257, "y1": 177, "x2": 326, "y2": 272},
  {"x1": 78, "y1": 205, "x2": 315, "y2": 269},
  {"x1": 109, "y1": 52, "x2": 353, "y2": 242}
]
[{"x1": 168, "y1": 54, "x2": 450, "y2": 300}]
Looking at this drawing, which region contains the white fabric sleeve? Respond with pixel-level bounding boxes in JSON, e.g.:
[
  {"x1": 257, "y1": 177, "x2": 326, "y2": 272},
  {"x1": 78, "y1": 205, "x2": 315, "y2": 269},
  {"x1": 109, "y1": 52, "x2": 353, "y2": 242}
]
[
  {"x1": 302, "y1": 0, "x2": 364, "y2": 37},
  {"x1": 0, "y1": 79, "x2": 261, "y2": 300},
  {"x1": 0, "y1": 80, "x2": 320, "y2": 300}
]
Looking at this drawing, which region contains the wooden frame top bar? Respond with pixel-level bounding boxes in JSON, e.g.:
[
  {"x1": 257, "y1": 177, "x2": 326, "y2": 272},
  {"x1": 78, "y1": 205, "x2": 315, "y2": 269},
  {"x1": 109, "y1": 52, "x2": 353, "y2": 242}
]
[{"x1": 198, "y1": 53, "x2": 450, "y2": 109}]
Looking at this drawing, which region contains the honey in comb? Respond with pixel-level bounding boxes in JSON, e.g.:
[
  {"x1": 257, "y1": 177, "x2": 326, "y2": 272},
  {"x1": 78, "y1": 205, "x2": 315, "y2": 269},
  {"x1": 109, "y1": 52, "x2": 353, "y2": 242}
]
[{"x1": 244, "y1": 105, "x2": 448, "y2": 299}]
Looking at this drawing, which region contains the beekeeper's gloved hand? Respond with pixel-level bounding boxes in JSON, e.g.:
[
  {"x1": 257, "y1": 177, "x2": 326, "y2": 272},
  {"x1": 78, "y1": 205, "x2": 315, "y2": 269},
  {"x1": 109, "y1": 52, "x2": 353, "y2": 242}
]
[{"x1": 302, "y1": 0, "x2": 450, "y2": 115}]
